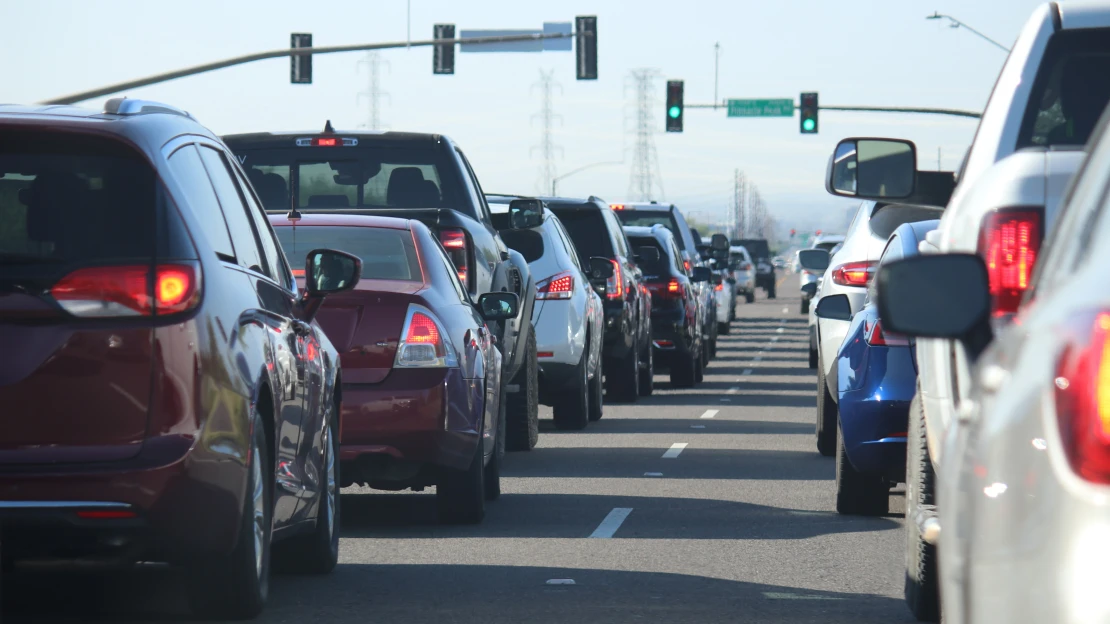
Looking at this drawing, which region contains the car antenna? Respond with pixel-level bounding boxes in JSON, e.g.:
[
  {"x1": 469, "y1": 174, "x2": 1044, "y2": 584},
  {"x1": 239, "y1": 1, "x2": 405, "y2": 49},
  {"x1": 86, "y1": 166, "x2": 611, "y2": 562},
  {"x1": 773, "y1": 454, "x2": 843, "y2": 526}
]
[{"x1": 323, "y1": 119, "x2": 335, "y2": 134}]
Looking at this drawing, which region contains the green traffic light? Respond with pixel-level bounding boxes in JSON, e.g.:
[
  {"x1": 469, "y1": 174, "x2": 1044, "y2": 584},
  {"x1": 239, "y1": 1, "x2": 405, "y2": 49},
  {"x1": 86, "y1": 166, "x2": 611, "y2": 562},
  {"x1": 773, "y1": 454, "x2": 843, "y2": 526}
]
[
  {"x1": 668, "y1": 106, "x2": 681, "y2": 119},
  {"x1": 802, "y1": 118, "x2": 816, "y2": 132}
]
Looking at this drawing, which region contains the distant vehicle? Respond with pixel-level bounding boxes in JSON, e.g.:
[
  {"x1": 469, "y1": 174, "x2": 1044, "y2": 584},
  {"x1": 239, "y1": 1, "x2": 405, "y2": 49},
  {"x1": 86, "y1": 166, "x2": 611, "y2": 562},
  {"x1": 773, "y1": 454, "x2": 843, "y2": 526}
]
[
  {"x1": 0, "y1": 99, "x2": 363, "y2": 618},
  {"x1": 223, "y1": 128, "x2": 542, "y2": 452},
  {"x1": 624, "y1": 225, "x2": 710, "y2": 387},
  {"x1": 268, "y1": 213, "x2": 517, "y2": 524},
  {"x1": 702, "y1": 235, "x2": 736, "y2": 337},
  {"x1": 772, "y1": 256, "x2": 786, "y2": 269},
  {"x1": 731, "y1": 238, "x2": 776, "y2": 298},
  {"x1": 800, "y1": 233, "x2": 845, "y2": 315},
  {"x1": 485, "y1": 195, "x2": 607, "y2": 426},
  {"x1": 730, "y1": 245, "x2": 756, "y2": 303}
]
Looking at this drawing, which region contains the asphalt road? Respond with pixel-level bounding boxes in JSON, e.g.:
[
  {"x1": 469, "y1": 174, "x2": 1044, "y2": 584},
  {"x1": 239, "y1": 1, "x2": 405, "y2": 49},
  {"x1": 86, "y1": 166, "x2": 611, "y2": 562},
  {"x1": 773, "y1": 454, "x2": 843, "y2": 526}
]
[{"x1": 6, "y1": 274, "x2": 913, "y2": 624}]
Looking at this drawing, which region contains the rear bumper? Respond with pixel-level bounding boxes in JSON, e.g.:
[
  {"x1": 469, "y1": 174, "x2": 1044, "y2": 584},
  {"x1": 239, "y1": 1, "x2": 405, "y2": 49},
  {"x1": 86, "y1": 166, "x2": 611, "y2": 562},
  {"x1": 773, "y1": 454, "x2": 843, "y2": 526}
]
[
  {"x1": 838, "y1": 383, "x2": 913, "y2": 481},
  {"x1": 650, "y1": 315, "x2": 695, "y2": 365}
]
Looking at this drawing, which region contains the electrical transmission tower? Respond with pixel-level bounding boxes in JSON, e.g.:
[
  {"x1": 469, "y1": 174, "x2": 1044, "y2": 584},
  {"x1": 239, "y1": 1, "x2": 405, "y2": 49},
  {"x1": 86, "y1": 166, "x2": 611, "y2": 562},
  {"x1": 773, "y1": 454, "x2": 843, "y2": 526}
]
[
  {"x1": 356, "y1": 52, "x2": 390, "y2": 130},
  {"x1": 530, "y1": 69, "x2": 563, "y2": 195},
  {"x1": 625, "y1": 69, "x2": 665, "y2": 201}
]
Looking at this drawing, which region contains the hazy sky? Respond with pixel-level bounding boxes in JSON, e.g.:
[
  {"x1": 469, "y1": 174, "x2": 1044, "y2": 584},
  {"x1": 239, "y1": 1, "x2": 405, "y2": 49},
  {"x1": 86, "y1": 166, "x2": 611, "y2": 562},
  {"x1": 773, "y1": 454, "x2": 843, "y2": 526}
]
[{"x1": 3, "y1": 0, "x2": 1049, "y2": 233}]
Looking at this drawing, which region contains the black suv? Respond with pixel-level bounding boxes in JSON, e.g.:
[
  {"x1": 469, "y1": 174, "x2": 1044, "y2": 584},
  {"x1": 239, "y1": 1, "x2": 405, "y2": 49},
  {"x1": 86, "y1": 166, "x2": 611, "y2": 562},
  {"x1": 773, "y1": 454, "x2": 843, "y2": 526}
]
[
  {"x1": 732, "y1": 238, "x2": 776, "y2": 298},
  {"x1": 624, "y1": 225, "x2": 710, "y2": 387},
  {"x1": 223, "y1": 128, "x2": 541, "y2": 452},
  {"x1": 538, "y1": 196, "x2": 654, "y2": 401}
]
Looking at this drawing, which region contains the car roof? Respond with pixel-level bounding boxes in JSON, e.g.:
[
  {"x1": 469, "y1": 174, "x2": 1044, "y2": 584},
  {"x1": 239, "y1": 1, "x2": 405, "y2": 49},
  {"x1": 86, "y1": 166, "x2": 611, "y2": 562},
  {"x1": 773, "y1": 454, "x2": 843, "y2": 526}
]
[
  {"x1": 1059, "y1": 2, "x2": 1110, "y2": 29},
  {"x1": 623, "y1": 224, "x2": 674, "y2": 242},
  {"x1": 266, "y1": 213, "x2": 414, "y2": 230},
  {"x1": 611, "y1": 202, "x2": 673, "y2": 212},
  {"x1": 223, "y1": 128, "x2": 448, "y2": 147}
]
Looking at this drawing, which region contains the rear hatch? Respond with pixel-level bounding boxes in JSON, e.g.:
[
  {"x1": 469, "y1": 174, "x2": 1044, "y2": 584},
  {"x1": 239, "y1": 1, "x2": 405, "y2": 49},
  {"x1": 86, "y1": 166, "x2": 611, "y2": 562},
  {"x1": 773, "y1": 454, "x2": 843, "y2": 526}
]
[
  {"x1": 548, "y1": 205, "x2": 617, "y2": 300},
  {"x1": 627, "y1": 236, "x2": 681, "y2": 311},
  {"x1": 0, "y1": 129, "x2": 180, "y2": 464}
]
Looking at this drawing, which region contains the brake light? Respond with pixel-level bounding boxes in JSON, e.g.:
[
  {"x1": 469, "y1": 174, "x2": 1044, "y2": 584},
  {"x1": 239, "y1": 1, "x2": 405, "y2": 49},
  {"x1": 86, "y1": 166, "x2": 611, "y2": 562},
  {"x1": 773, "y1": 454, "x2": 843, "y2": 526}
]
[
  {"x1": 977, "y1": 209, "x2": 1042, "y2": 317},
  {"x1": 865, "y1": 319, "x2": 909, "y2": 347},
  {"x1": 316, "y1": 137, "x2": 338, "y2": 147},
  {"x1": 51, "y1": 264, "x2": 200, "y2": 317},
  {"x1": 607, "y1": 259, "x2": 623, "y2": 300},
  {"x1": 830, "y1": 261, "x2": 876, "y2": 287},
  {"x1": 1055, "y1": 312, "x2": 1110, "y2": 483},
  {"x1": 439, "y1": 228, "x2": 469, "y2": 286},
  {"x1": 684, "y1": 260, "x2": 692, "y2": 272},
  {"x1": 395, "y1": 305, "x2": 458, "y2": 368},
  {"x1": 76, "y1": 510, "x2": 137, "y2": 520},
  {"x1": 292, "y1": 269, "x2": 306, "y2": 277},
  {"x1": 668, "y1": 279, "x2": 681, "y2": 293},
  {"x1": 714, "y1": 283, "x2": 724, "y2": 291},
  {"x1": 610, "y1": 204, "x2": 626, "y2": 210},
  {"x1": 537, "y1": 271, "x2": 574, "y2": 300}
]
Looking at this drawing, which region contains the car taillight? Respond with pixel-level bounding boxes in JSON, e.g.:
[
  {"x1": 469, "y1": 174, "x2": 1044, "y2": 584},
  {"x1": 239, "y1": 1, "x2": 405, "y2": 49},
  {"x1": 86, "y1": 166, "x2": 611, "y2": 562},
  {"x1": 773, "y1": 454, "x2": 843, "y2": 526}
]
[
  {"x1": 537, "y1": 271, "x2": 574, "y2": 300},
  {"x1": 395, "y1": 305, "x2": 458, "y2": 368},
  {"x1": 739, "y1": 262, "x2": 751, "y2": 271},
  {"x1": 684, "y1": 260, "x2": 691, "y2": 272},
  {"x1": 977, "y1": 208, "x2": 1042, "y2": 317},
  {"x1": 1055, "y1": 311, "x2": 1110, "y2": 484},
  {"x1": 865, "y1": 319, "x2": 909, "y2": 347},
  {"x1": 50, "y1": 264, "x2": 200, "y2": 318},
  {"x1": 607, "y1": 259, "x2": 623, "y2": 300},
  {"x1": 830, "y1": 261, "x2": 876, "y2": 287},
  {"x1": 439, "y1": 228, "x2": 469, "y2": 286},
  {"x1": 714, "y1": 283, "x2": 724, "y2": 291}
]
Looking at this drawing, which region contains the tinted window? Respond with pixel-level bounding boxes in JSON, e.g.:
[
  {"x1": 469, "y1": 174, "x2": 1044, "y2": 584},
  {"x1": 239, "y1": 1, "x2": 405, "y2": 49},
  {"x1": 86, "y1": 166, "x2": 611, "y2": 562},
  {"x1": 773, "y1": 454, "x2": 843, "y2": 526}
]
[
  {"x1": 627, "y1": 236, "x2": 668, "y2": 275},
  {"x1": 815, "y1": 242, "x2": 840, "y2": 252},
  {"x1": 458, "y1": 151, "x2": 492, "y2": 223},
  {"x1": 0, "y1": 132, "x2": 157, "y2": 263},
  {"x1": 602, "y1": 209, "x2": 630, "y2": 257},
  {"x1": 549, "y1": 207, "x2": 615, "y2": 262},
  {"x1": 233, "y1": 166, "x2": 291, "y2": 288},
  {"x1": 431, "y1": 240, "x2": 469, "y2": 302},
  {"x1": 1019, "y1": 29, "x2": 1110, "y2": 148},
  {"x1": 198, "y1": 146, "x2": 266, "y2": 274},
  {"x1": 868, "y1": 205, "x2": 944, "y2": 240},
  {"x1": 273, "y1": 226, "x2": 420, "y2": 282},
  {"x1": 167, "y1": 144, "x2": 235, "y2": 258},
  {"x1": 551, "y1": 218, "x2": 584, "y2": 271},
  {"x1": 615, "y1": 211, "x2": 685, "y2": 250},
  {"x1": 500, "y1": 229, "x2": 544, "y2": 263}
]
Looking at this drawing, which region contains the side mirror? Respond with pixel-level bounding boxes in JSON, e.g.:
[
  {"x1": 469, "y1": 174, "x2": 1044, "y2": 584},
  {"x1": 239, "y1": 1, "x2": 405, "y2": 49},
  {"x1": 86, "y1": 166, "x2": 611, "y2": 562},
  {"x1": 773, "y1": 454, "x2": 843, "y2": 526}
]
[
  {"x1": 710, "y1": 233, "x2": 730, "y2": 251},
  {"x1": 635, "y1": 246, "x2": 660, "y2": 264},
  {"x1": 798, "y1": 249, "x2": 831, "y2": 273},
  {"x1": 727, "y1": 277, "x2": 736, "y2": 285},
  {"x1": 305, "y1": 249, "x2": 362, "y2": 296},
  {"x1": 477, "y1": 292, "x2": 520, "y2": 322},
  {"x1": 877, "y1": 254, "x2": 992, "y2": 359},
  {"x1": 690, "y1": 266, "x2": 711, "y2": 283},
  {"x1": 589, "y1": 256, "x2": 615, "y2": 280},
  {"x1": 827, "y1": 138, "x2": 917, "y2": 200},
  {"x1": 801, "y1": 282, "x2": 818, "y2": 298},
  {"x1": 508, "y1": 198, "x2": 544, "y2": 229},
  {"x1": 815, "y1": 293, "x2": 852, "y2": 321}
]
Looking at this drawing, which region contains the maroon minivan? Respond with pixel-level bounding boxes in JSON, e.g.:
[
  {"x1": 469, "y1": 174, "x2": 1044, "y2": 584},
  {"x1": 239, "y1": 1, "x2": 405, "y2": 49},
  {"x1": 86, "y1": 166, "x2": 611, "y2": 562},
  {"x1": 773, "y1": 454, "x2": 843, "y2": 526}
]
[{"x1": 0, "y1": 99, "x2": 360, "y2": 619}]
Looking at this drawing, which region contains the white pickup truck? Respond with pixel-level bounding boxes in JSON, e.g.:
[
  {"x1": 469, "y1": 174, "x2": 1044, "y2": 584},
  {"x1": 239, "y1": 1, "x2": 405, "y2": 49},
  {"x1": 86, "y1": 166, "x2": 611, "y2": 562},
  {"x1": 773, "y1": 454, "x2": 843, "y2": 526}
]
[{"x1": 818, "y1": 3, "x2": 1110, "y2": 622}]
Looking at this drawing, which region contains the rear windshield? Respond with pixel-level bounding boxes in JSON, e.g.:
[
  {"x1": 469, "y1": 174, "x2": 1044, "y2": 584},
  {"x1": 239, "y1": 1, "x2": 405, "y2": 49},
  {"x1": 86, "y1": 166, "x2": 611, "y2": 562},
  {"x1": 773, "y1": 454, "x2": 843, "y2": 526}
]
[
  {"x1": 500, "y1": 229, "x2": 544, "y2": 263},
  {"x1": 272, "y1": 225, "x2": 420, "y2": 281},
  {"x1": 814, "y1": 242, "x2": 839, "y2": 252},
  {"x1": 230, "y1": 145, "x2": 465, "y2": 214},
  {"x1": 869, "y1": 205, "x2": 944, "y2": 240},
  {"x1": 1019, "y1": 29, "x2": 1110, "y2": 148},
  {"x1": 549, "y1": 207, "x2": 614, "y2": 260},
  {"x1": 627, "y1": 236, "x2": 670, "y2": 275},
  {"x1": 0, "y1": 132, "x2": 156, "y2": 264},
  {"x1": 732, "y1": 239, "x2": 769, "y2": 260},
  {"x1": 615, "y1": 211, "x2": 685, "y2": 250}
]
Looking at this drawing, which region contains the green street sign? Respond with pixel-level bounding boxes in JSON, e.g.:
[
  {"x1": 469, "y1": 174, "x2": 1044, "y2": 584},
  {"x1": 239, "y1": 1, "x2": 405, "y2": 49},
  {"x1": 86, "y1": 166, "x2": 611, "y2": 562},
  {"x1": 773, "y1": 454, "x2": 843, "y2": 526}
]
[{"x1": 727, "y1": 98, "x2": 795, "y2": 118}]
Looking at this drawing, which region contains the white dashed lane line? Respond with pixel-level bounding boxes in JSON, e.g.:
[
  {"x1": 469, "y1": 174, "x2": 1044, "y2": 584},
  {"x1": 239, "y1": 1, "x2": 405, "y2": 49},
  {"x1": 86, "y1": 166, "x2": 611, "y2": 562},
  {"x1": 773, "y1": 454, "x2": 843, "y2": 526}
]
[
  {"x1": 589, "y1": 508, "x2": 633, "y2": 538},
  {"x1": 742, "y1": 369, "x2": 753, "y2": 376},
  {"x1": 662, "y1": 443, "x2": 688, "y2": 458},
  {"x1": 699, "y1": 410, "x2": 718, "y2": 419}
]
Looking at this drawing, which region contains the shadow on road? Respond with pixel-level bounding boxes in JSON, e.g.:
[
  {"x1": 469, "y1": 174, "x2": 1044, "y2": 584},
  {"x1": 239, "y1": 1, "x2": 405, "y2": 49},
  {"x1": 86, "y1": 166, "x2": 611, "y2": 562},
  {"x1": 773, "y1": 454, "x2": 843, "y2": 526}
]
[{"x1": 540, "y1": 417, "x2": 813, "y2": 436}]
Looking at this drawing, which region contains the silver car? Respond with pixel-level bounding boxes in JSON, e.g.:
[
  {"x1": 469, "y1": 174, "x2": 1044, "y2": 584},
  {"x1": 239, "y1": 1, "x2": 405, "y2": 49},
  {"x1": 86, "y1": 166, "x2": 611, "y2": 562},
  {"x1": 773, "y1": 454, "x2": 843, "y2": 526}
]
[
  {"x1": 729, "y1": 246, "x2": 756, "y2": 303},
  {"x1": 799, "y1": 233, "x2": 844, "y2": 315}
]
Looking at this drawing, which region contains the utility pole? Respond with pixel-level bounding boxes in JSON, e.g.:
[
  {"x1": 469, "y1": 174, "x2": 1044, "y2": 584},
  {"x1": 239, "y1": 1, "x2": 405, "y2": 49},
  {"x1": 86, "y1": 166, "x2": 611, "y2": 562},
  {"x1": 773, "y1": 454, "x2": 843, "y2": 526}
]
[
  {"x1": 356, "y1": 52, "x2": 389, "y2": 130},
  {"x1": 714, "y1": 42, "x2": 721, "y2": 110},
  {"x1": 531, "y1": 69, "x2": 563, "y2": 195},
  {"x1": 626, "y1": 68, "x2": 664, "y2": 201}
]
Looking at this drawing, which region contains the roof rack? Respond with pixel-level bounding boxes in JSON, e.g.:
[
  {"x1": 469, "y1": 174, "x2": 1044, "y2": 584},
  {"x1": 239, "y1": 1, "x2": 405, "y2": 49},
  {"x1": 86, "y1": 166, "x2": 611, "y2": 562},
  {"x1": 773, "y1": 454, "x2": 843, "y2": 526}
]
[{"x1": 104, "y1": 97, "x2": 194, "y2": 120}]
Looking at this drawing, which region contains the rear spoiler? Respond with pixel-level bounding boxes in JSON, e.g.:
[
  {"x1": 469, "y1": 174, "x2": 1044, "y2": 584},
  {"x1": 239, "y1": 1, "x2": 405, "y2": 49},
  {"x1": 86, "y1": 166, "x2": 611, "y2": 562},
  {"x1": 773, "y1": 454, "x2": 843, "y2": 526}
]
[{"x1": 265, "y1": 207, "x2": 457, "y2": 230}]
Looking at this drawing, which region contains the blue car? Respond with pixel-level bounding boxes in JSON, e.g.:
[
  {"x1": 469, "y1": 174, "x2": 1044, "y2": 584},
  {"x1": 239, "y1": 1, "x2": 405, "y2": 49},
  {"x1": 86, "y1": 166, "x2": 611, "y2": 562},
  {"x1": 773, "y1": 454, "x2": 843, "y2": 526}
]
[{"x1": 816, "y1": 219, "x2": 939, "y2": 516}]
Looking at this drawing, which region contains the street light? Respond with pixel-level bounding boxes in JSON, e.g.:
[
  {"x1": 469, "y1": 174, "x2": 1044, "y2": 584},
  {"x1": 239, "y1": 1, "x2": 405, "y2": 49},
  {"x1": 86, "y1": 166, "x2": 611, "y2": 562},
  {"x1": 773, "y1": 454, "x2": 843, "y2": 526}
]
[
  {"x1": 926, "y1": 12, "x2": 1011, "y2": 53},
  {"x1": 551, "y1": 160, "x2": 623, "y2": 196}
]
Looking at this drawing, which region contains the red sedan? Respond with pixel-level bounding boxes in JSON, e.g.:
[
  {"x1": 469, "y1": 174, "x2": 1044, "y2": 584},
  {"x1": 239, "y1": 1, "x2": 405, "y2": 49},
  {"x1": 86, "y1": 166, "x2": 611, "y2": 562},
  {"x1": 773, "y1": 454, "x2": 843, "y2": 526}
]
[{"x1": 268, "y1": 213, "x2": 517, "y2": 524}]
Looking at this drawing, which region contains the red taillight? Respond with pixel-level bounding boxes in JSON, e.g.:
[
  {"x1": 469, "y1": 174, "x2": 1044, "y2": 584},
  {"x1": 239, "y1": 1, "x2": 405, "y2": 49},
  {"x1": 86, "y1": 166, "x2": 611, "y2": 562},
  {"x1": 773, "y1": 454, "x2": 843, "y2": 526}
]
[
  {"x1": 683, "y1": 260, "x2": 692, "y2": 272},
  {"x1": 865, "y1": 319, "x2": 909, "y2": 347},
  {"x1": 978, "y1": 209, "x2": 1042, "y2": 317},
  {"x1": 714, "y1": 283, "x2": 724, "y2": 291},
  {"x1": 668, "y1": 279, "x2": 681, "y2": 293},
  {"x1": 396, "y1": 306, "x2": 457, "y2": 368},
  {"x1": 1055, "y1": 312, "x2": 1110, "y2": 483},
  {"x1": 739, "y1": 262, "x2": 751, "y2": 271},
  {"x1": 538, "y1": 272, "x2": 574, "y2": 300},
  {"x1": 76, "y1": 510, "x2": 137, "y2": 520},
  {"x1": 607, "y1": 259, "x2": 623, "y2": 300},
  {"x1": 51, "y1": 264, "x2": 199, "y2": 317},
  {"x1": 537, "y1": 351, "x2": 555, "y2": 358},
  {"x1": 610, "y1": 204, "x2": 626, "y2": 210},
  {"x1": 406, "y1": 312, "x2": 442, "y2": 347},
  {"x1": 292, "y1": 269, "x2": 306, "y2": 277},
  {"x1": 315, "y1": 137, "x2": 338, "y2": 146},
  {"x1": 830, "y1": 261, "x2": 876, "y2": 287},
  {"x1": 439, "y1": 228, "x2": 469, "y2": 285}
]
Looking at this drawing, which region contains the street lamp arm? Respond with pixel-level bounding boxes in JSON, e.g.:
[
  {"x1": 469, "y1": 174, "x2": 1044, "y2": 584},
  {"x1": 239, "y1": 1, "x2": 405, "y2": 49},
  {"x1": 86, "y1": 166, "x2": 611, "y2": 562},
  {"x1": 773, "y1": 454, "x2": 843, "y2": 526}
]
[
  {"x1": 551, "y1": 160, "x2": 624, "y2": 195},
  {"x1": 926, "y1": 12, "x2": 1011, "y2": 53}
]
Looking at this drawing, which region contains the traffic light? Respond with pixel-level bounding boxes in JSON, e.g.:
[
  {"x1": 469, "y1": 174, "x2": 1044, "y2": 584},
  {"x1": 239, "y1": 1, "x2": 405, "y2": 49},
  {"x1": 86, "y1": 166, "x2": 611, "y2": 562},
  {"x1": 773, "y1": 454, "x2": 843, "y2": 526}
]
[
  {"x1": 666, "y1": 80, "x2": 684, "y2": 132},
  {"x1": 575, "y1": 16, "x2": 597, "y2": 80},
  {"x1": 790, "y1": 228, "x2": 796, "y2": 237},
  {"x1": 433, "y1": 24, "x2": 455, "y2": 75},
  {"x1": 816, "y1": 229, "x2": 822, "y2": 236},
  {"x1": 800, "y1": 92, "x2": 818, "y2": 134},
  {"x1": 291, "y1": 33, "x2": 312, "y2": 84}
]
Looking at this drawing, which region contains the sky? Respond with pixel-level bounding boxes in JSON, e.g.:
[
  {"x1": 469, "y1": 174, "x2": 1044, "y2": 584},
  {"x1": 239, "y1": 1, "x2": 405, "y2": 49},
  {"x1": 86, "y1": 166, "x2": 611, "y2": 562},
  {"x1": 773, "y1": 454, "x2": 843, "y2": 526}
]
[{"x1": 2, "y1": 0, "x2": 1051, "y2": 235}]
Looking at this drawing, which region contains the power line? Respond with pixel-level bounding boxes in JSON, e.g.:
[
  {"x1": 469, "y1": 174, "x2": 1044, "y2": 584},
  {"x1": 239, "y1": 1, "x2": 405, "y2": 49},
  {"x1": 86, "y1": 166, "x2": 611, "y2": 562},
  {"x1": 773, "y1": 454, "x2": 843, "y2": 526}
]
[
  {"x1": 625, "y1": 68, "x2": 664, "y2": 201},
  {"x1": 530, "y1": 69, "x2": 563, "y2": 195},
  {"x1": 356, "y1": 52, "x2": 390, "y2": 130}
]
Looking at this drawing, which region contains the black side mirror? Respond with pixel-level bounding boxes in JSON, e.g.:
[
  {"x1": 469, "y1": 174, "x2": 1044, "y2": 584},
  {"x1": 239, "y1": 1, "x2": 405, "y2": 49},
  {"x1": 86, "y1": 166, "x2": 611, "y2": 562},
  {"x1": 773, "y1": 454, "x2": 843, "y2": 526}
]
[
  {"x1": 827, "y1": 138, "x2": 917, "y2": 200},
  {"x1": 690, "y1": 266, "x2": 711, "y2": 283},
  {"x1": 508, "y1": 198, "x2": 544, "y2": 229},
  {"x1": 877, "y1": 254, "x2": 992, "y2": 359},
  {"x1": 710, "y1": 233, "x2": 730, "y2": 251},
  {"x1": 589, "y1": 256, "x2": 615, "y2": 280},
  {"x1": 814, "y1": 293, "x2": 852, "y2": 321},
  {"x1": 727, "y1": 277, "x2": 737, "y2": 285},
  {"x1": 477, "y1": 292, "x2": 520, "y2": 322},
  {"x1": 801, "y1": 282, "x2": 818, "y2": 298},
  {"x1": 635, "y1": 246, "x2": 660, "y2": 264},
  {"x1": 305, "y1": 249, "x2": 362, "y2": 296},
  {"x1": 798, "y1": 249, "x2": 831, "y2": 273}
]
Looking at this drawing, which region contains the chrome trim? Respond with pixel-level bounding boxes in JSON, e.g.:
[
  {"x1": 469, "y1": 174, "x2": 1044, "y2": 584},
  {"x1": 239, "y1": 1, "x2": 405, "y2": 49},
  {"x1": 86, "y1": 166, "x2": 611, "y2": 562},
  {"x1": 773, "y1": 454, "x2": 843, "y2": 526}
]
[{"x1": 0, "y1": 501, "x2": 132, "y2": 510}]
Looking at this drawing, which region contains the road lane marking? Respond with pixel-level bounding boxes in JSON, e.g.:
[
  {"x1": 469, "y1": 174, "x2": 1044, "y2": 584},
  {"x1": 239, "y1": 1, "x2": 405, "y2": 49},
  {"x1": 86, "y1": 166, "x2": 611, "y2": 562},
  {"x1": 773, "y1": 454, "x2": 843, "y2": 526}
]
[
  {"x1": 771, "y1": 336, "x2": 780, "y2": 342},
  {"x1": 777, "y1": 327, "x2": 784, "y2": 333},
  {"x1": 691, "y1": 425, "x2": 706, "y2": 429},
  {"x1": 589, "y1": 507, "x2": 633, "y2": 538},
  {"x1": 754, "y1": 355, "x2": 763, "y2": 362},
  {"x1": 700, "y1": 409, "x2": 718, "y2": 419},
  {"x1": 782, "y1": 307, "x2": 789, "y2": 313},
  {"x1": 644, "y1": 472, "x2": 663, "y2": 477},
  {"x1": 662, "y1": 443, "x2": 688, "y2": 458},
  {"x1": 762, "y1": 592, "x2": 845, "y2": 601},
  {"x1": 547, "y1": 579, "x2": 576, "y2": 585},
  {"x1": 720, "y1": 398, "x2": 732, "y2": 402},
  {"x1": 742, "y1": 369, "x2": 753, "y2": 376},
  {"x1": 727, "y1": 386, "x2": 739, "y2": 394}
]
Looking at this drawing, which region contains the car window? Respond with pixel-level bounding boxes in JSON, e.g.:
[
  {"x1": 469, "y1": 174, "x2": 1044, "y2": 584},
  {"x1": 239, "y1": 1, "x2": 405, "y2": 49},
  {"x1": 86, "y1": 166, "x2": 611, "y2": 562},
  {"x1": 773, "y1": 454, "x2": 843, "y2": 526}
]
[
  {"x1": 197, "y1": 146, "x2": 267, "y2": 275},
  {"x1": 550, "y1": 207, "x2": 615, "y2": 263},
  {"x1": 167, "y1": 144, "x2": 236, "y2": 260},
  {"x1": 273, "y1": 225, "x2": 421, "y2": 282},
  {"x1": 232, "y1": 165, "x2": 293, "y2": 289},
  {"x1": 627, "y1": 236, "x2": 667, "y2": 275},
  {"x1": 603, "y1": 209, "x2": 630, "y2": 257},
  {"x1": 870, "y1": 235, "x2": 903, "y2": 302},
  {"x1": 868, "y1": 205, "x2": 944, "y2": 240},
  {"x1": 670, "y1": 239, "x2": 685, "y2": 275},
  {"x1": 551, "y1": 218, "x2": 584, "y2": 272},
  {"x1": 432, "y1": 238, "x2": 470, "y2": 303},
  {"x1": 457, "y1": 151, "x2": 494, "y2": 224},
  {"x1": 454, "y1": 149, "x2": 489, "y2": 223},
  {"x1": 615, "y1": 211, "x2": 686, "y2": 251},
  {"x1": 1018, "y1": 29, "x2": 1110, "y2": 148}
]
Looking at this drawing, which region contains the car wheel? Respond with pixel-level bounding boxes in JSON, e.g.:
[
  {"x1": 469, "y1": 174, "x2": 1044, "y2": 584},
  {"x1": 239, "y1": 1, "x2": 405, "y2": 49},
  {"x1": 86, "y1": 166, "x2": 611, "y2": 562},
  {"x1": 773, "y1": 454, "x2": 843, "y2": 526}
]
[
  {"x1": 808, "y1": 346, "x2": 818, "y2": 369},
  {"x1": 835, "y1": 425, "x2": 889, "y2": 516},
  {"x1": 905, "y1": 390, "x2": 940, "y2": 622},
  {"x1": 694, "y1": 346, "x2": 705, "y2": 383},
  {"x1": 800, "y1": 299, "x2": 810, "y2": 315},
  {"x1": 718, "y1": 321, "x2": 731, "y2": 336},
  {"x1": 272, "y1": 400, "x2": 340, "y2": 575},
  {"x1": 816, "y1": 365, "x2": 837, "y2": 457},
  {"x1": 606, "y1": 343, "x2": 640, "y2": 403},
  {"x1": 588, "y1": 350, "x2": 604, "y2": 422},
  {"x1": 745, "y1": 292, "x2": 755, "y2": 304},
  {"x1": 553, "y1": 350, "x2": 590, "y2": 430},
  {"x1": 186, "y1": 408, "x2": 271, "y2": 619},
  {"x1": 483, "y1": 378, "x2": 506, "y2": 501},
  {"x1": 437, "y1": 438, "x2": 486, "y2": 524},
  {"x1": 768, "y1": 282, "x2": 777, "y2": 299},
  {"x1": 638, "y1": 338, "x2": 654, "y2": 397},
  {"x1": 505, "y1": 327, "x2": 539, "y2": 452}
]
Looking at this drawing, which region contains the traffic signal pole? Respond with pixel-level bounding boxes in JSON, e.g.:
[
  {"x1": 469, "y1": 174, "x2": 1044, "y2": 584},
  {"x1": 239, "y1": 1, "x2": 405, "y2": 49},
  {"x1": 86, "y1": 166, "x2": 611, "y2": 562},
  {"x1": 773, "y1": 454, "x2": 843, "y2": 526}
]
[
  {"x1": 39, "y1": 31, "x2": 577, "y2": 106},
  {"x1": 684, "y1": 101, "x2": 981, "y2": 119}
]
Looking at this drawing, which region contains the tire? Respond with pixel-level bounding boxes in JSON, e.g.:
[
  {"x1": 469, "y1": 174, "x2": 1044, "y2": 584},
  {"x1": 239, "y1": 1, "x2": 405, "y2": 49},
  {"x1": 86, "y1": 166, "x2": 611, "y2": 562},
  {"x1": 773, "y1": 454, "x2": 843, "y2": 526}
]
[
  {"x1": 670, "y1": 349, "x2": 697, "y2": 388},
  {"x1": 815, "y1": 365, "x2": 838, "y2": 456},
  {"x1": 718, "y1": 321, "x2": 731, "y2": 336},
  {"x1": 606, "y1": 343, "x2": 640, "y2": 403},
  {"x1": 694, "y1": 346, "x2": 705, "y2": 384},
  {"x1": 553, "y1": 350, "x2": 590, "y2": 430},
  {"x1": 905, "y1": 390, "x2": 941, "y2": 622},
  {"x1": 808, "y1": 347, "x2": 818, "y2": 369},
  {"x1": 186, "y1": 410, "x2": 271, "y2": 620},
  {"x1": 505, "y1": 328, "x2": 539, "y2": 452},
  {"x1": 745, "y1": 292, "x2": 755, "y2": 304},
  {"x1": 484, "y1": 379, "x2": 505, "y2": 501},
  {"x1": 709, "y1": 326, "x2": 718, "y2": 358},
  {"x1": 800, "y1": 299, "x2": 810, "y2": 315},
  {"x1": 587, "y1": 350, "x2": 604, "y2": 422},
  {"x1": 272, "y1": 402, "x2": 340, "y2": 575},
  {"x1": 437, "y1": 438, "x2": 485, "y2": 524},
  {"x1": 768, "y1": 281, "x2": 777, "y2": 299},
  {"x1": 835, "y1": 424, "x2": 889, "y2": 516},
  {"x1": 638, "y1": 337, "x2": 654, "y2": 397}
]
